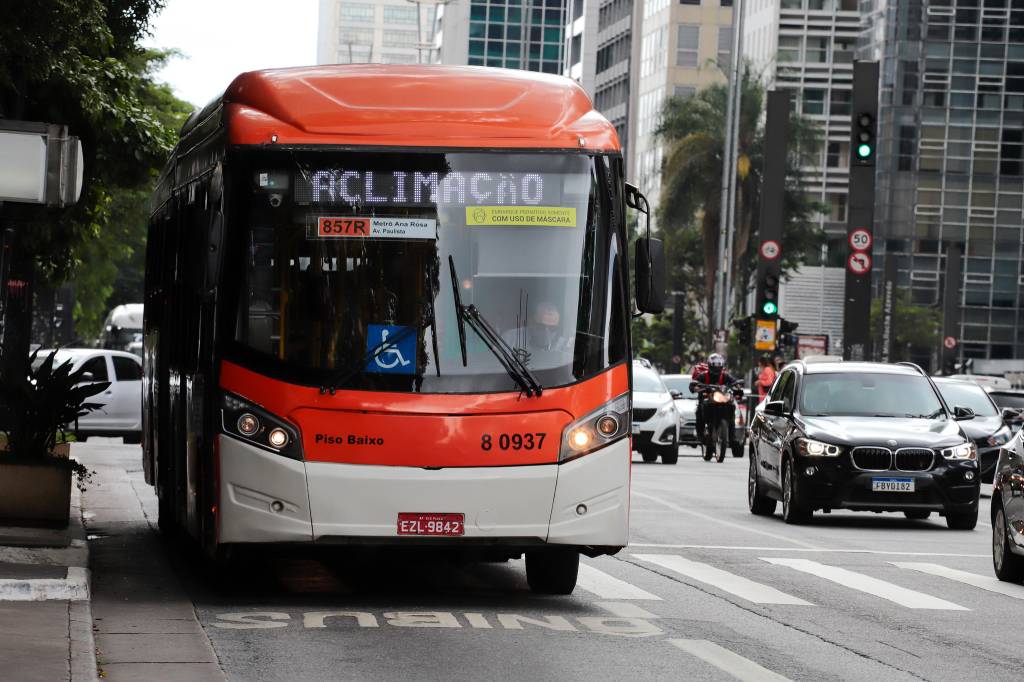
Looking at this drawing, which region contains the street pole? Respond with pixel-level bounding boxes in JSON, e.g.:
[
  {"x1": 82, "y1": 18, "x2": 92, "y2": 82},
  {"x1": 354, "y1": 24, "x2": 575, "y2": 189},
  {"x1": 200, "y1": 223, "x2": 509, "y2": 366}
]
[{"x1": 721, "y1": 0, "x2": 746, "y2": 333}]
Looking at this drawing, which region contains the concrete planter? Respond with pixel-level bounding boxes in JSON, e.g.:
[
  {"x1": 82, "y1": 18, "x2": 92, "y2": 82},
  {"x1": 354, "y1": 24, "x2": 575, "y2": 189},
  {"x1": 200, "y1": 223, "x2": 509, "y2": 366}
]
[{"x1": 0, "y1": 454, "x2": 73, "y2": 525}]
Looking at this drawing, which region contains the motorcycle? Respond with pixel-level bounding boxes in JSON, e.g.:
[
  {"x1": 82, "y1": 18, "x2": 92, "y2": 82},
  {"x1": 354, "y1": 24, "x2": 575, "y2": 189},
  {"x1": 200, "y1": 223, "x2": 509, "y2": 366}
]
[{"x1": 694, "y1": 380, "x2": 745, "y2": 463}]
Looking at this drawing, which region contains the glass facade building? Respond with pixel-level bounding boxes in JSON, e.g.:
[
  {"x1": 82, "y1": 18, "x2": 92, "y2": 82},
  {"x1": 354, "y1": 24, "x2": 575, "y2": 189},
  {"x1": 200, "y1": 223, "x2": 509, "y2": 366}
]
[
  {"x1": 861, "y1": 0, "x2": 1024, "y2": 361},
  {"x1": 317, "y1": 0, "x2": 435, "y2": 65},
  {"x1": 436, "y1": 0, "x2": 568, "y2": 73}
]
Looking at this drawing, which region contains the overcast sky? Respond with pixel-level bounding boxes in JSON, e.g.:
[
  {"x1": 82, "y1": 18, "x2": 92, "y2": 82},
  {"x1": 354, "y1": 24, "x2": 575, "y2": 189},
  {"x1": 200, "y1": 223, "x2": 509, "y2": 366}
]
[{"x1": 144, "y1": 0, "x2": 319, "y2": 108}]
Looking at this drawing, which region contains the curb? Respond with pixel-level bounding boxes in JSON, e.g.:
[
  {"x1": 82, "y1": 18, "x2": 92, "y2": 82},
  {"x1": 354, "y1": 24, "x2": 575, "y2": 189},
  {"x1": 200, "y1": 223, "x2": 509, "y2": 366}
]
[{"x1": 68, "y1": 482, "x2": 98, "y2": 681}]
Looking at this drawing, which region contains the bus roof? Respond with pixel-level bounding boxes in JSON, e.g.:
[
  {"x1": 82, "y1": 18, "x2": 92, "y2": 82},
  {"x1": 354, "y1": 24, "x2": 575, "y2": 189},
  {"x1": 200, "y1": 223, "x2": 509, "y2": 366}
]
[{"x1": 209, "y1": 65, "x2": 619, "y2": 152}]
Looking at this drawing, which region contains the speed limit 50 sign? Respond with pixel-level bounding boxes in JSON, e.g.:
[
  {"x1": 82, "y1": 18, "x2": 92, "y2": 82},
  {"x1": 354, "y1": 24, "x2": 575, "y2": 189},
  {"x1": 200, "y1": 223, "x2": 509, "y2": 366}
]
[{"x1": 849, "y1": 228, "x2": 872, "y2": 252}]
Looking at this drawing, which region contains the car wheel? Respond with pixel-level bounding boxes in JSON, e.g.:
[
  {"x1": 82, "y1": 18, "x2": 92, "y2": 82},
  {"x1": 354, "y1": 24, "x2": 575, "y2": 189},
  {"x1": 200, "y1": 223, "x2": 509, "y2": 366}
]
[
  {"x1": 903, "y1": 510, "x2": 931, "y2": 520},
  {"x1": 748, "y1": 452, "x2": 777, "y2": 516},
  {"x1": 946, "y1": 508, "x2": 978, "y2": 530},
  {"x1": 659, "y1": 445, "x2": 678, "y2": 465},
  {"x1": 782, "y1": 459, "x2": 812, "y2": 524},
  {"x1": 526, "y1": 549, "x2": 579, "y2": 595},
  {"x1": 640, "y1": 449, "x2": 658, "y2": 463},
  {"x1": 716, "y1": 419, "x2": 728, "y2": 463},
  {"x1": 993, "y1": 506, "x2": 1024, "y2": 582}
]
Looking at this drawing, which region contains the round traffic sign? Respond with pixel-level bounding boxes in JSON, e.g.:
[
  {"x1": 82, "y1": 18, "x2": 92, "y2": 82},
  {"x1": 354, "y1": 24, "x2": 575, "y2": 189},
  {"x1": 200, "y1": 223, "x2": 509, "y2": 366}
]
[
  {"x1": 847, "y1": 251, "x2": 872, "y2": 275},
  {"x1": 849, "y1": 229, "x2": 872, "y2": 252},
  {"x1": 944, "y1": 336, "x2": 957, "y2": 350},
  {"x1": 760, "y1": 240, "x2": 781, "y2": 261}
]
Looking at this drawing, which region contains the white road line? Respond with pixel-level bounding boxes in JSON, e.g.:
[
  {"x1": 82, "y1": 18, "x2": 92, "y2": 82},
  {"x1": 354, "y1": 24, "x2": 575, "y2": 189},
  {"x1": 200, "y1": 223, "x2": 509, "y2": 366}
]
[
  {"x1": 892, "y1": 562, "x2": 1024, "y2": 600},
  {"x1": 594, "y1": 601, "x2": 659, "y2": 619},
  {"x1": 576, "y1": 563, "x2": 662, "y2": 600},
  {"x1": 667, "y1": 639, "x2": 793, "y2": 682},
  {"x1": 762, "y1": 558, "x2": 968, "y2": 610},
  {"x1": 628, "y1": 543, "x2": 989, "y2": 558},
  {"x1": 0, "y1": 567, "x2": 90, "y2": 602},
  {"x1": 634, "y1": 554, "x2": 812, "y2": 605},
  {"x1": 632, "y1": 491, "x2": 822, "y2": 549}
]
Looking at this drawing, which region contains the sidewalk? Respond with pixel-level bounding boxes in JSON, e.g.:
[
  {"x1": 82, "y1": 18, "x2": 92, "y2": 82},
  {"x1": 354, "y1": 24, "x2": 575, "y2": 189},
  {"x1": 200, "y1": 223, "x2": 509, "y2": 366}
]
[{"x1": 0, "y1": 484, "x2": 97, "y2": 682}]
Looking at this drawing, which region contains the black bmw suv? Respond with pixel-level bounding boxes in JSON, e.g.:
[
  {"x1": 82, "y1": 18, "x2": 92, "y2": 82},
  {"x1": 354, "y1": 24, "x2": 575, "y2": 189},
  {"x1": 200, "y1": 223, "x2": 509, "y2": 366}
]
[{"x1": 748, "y1": 360, "x2": 981, "y2": 529}]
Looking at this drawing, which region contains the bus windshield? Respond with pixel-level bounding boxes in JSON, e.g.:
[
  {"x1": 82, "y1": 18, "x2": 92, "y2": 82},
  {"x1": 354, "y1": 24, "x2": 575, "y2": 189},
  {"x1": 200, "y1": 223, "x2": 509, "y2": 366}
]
[{"x1": 230, "y1": 151, "x2": 627, "y2": 393}]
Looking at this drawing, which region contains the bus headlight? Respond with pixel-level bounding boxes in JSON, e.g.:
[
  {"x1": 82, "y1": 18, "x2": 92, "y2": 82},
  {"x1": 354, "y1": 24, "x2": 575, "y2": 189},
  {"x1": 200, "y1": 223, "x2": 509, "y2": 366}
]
[
  {"x1": 221, "y1": 393, "x2": 303, "y2": 460},
  {"x1": 560, "y1": 393, "x2": 630, "y2": 463}
]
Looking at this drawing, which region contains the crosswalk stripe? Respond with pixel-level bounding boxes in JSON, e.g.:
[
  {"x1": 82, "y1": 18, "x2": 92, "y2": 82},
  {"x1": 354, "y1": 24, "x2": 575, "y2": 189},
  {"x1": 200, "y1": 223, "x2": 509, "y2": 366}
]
[
  {"x1": 892, "y1": 562, "x2": 1024, "y2": 600},
  {"x1": 634, "y1": 554, "x2": 812, "y2": 605},
  {"x1": 763, "y1": 558, "x2": 969, "y2": 610},
  {"x1": 667, "y1": 639, "x2": 793, "y2": 682},
  {"x1": 576, "y1": 563, "x2": 662, "y2": 600},
  {"x1": 595, "y1": 601, "x2": 659, "y2": 619}
]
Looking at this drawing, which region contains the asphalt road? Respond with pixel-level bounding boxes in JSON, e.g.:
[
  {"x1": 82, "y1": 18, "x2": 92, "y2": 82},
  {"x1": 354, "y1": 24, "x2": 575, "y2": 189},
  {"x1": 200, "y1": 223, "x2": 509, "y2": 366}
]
[{"x1": 79, "y1": 442, "x2": 1024, "y2": 682}]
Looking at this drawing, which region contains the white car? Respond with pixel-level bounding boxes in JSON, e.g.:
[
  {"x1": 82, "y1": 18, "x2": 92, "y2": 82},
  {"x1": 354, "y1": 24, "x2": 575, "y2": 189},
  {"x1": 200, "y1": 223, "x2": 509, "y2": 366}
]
[
  {"x1": 632, "y1": 362, "x2": 679, "y2": 464},
  {"x1": 661, "y1": 374, "x2": 700, "y2": 445},
  {"x1": 33, "y1": 349, "x2": 142, "y2": 444}
]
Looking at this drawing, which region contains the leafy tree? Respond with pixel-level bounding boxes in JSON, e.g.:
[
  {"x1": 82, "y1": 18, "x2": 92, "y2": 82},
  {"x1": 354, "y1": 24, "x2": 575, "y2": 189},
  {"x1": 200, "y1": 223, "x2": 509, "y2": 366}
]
[
  {"x1": 655, "y1": 63, "x2": 825, "y2": 348},
  {"x1": 870, "y1": 289, "x2": 941, "y2": 362},
  {"x1": 0, "y1": 2, "x2": 186, "y2": 356}
]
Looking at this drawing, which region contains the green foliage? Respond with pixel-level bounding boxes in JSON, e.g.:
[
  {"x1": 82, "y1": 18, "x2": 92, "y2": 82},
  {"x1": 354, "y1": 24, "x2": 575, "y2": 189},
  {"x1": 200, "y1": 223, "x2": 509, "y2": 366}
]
[
  {"x1": 0, "y1": 2, "x2": 191, "y2": 336},
  {"x1": 0, "y1": 350, "x2": 109, "y2": 487},
  {"x1": 654, "y1": 63, "x2": 826, "y2": 350},
  {"x1": 870, "y1": 289, "x2": 942, "y2": 362}
]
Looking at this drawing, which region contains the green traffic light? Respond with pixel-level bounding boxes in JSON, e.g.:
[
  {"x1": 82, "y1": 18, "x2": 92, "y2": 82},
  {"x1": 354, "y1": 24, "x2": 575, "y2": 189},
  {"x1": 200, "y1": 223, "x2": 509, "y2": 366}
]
[
  {"x1": 857, "y1": 143, "x2": 873, "y2": 158},
  {"x1": 762, "y1": 301, "x2": 778, "y2": 315}
]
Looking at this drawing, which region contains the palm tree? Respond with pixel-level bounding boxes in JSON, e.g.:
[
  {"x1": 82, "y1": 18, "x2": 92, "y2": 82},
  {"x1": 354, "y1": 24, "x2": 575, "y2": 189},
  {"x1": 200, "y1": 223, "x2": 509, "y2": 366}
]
[{"x1": 656, "y1": 63, "x2": 824, "y2": 344}]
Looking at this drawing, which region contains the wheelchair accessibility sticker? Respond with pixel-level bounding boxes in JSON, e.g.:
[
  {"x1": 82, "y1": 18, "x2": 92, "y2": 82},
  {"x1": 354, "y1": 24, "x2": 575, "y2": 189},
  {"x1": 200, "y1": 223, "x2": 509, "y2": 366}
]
[{"x1": 365, "y1": 325, "x2": 416, "y2": 375}]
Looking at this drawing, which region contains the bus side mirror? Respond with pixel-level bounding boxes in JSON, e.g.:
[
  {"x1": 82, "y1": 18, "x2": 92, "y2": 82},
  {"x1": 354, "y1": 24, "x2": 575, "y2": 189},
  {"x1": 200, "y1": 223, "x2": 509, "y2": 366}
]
[{"x1": 635, "y1": 237, "x2": 666, "y2": 314}]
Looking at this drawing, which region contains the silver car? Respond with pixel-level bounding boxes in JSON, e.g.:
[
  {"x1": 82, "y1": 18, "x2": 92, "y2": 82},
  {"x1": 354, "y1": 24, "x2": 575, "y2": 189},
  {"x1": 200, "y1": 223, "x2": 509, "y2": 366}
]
[{"x1": 661, "y1": 374, "x2": 699, "y2": 445}]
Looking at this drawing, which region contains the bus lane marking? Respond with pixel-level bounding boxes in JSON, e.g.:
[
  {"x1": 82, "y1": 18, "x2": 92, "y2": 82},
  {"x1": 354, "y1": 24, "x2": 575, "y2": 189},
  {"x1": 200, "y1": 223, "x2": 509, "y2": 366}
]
[{"x1": 210, "y1": 610, "x2": 663, "y2": 637}]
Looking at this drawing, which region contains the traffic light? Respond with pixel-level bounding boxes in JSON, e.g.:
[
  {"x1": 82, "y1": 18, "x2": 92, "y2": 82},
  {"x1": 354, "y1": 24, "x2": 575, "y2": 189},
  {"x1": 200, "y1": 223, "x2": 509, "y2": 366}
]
[
  {"x1": 757, "y1": 271, "x2": 780, "y2": 320},
  {"x1": 853, "y1": 112, "x2": 875, "y2": 164},
  {"x1": 778, "y1": 318, "x2": 799, "y2": 348},
  {"x1": 732, "y1": 316, "x2": 754, "y2": 346}
]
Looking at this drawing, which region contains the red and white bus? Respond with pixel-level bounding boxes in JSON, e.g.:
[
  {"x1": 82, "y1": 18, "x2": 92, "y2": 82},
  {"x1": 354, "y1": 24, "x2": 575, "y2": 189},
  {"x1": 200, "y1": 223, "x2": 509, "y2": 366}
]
[{"x1": 143, "y1": 65, "x2": 664, "y2": 593}]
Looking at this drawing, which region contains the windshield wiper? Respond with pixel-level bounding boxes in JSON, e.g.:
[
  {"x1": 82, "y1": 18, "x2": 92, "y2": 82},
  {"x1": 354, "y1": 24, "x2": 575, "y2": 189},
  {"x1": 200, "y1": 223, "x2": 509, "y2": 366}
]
[{"x1": 447, "y1": 257, "x2": 542, "y2": 397}]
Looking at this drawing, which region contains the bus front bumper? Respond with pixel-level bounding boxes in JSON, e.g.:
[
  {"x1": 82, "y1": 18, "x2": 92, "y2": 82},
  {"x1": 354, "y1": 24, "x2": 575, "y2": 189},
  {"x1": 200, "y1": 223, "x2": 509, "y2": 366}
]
[{"x1": 217, "y1": 435, "x2": 630, "y2": 550}]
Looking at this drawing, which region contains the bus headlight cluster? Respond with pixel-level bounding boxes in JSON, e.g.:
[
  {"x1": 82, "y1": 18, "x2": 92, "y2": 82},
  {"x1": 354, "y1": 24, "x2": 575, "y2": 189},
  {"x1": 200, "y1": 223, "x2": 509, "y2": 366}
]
[
  {"x1": 221, "y1": 393, "x2": 302, "y2": 460},
  {"x1": 560, "y1": 393, "x2": 630, "y2": 463},
  {"x1": 941, "y1": 442, "x2": 977, "y2": 460}
]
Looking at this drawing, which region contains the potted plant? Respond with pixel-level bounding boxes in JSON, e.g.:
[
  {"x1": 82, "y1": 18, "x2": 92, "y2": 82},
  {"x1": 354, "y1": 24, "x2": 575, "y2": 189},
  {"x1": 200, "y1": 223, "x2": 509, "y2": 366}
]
[{"x1": 0, "y1": 350, "x2": 109, "y2": 524}]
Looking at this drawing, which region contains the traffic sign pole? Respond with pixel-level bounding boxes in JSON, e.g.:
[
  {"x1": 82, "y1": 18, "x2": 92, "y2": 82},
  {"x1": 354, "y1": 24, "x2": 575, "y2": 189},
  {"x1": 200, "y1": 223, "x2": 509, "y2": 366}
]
[{"x1": 843, "y1": 61, "x2": 879, "y2": 362}]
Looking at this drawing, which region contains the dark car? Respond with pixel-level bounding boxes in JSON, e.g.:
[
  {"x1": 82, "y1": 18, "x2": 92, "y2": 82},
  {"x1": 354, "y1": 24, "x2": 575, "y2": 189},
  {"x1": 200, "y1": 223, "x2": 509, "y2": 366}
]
[
  {"x1": 986, "y1": 389, "x2": 1024, "y2": 435},
  {"x1": 933, "y1": 378, "x2": 1014, "y2": 483},
  {"x1": 748, "y1": 360, "x2": 981, "y2": 529},
  {"x1": 992, "y1": 428, "x2": 1024, "y2": 582}
]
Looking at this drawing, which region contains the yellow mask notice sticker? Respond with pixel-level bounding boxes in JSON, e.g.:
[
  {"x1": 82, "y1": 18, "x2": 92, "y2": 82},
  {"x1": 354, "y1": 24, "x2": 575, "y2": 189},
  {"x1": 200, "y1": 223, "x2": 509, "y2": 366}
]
[{"x1": 465, "y1": 206, "x2": 577, "y2": 227}]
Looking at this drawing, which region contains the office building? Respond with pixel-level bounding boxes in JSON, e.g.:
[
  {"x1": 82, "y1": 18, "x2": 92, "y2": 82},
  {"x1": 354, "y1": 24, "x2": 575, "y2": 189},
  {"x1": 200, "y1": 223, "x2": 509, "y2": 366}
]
[
  {"x1": 631, "y1": 0, "x2": 734, "y2": 226},
  {"x1": 434, "y1": 0, "x2": 567, "y2": 74},
  {"x1": 861, "y1": 1, "x2": 1024, "y2": 361},
  {"x1": 743, "y1": 0, "x2": 859, "y2": 244},
  {"x1": 317, "y1": 0, "x2": 435, "y2": 65}
]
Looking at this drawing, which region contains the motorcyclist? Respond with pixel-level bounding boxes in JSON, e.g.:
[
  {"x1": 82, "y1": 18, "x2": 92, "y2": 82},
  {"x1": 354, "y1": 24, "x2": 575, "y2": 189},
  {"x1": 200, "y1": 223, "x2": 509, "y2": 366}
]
[{"x1": 690, "y1": 353, "x2": 739, "y2": 442}]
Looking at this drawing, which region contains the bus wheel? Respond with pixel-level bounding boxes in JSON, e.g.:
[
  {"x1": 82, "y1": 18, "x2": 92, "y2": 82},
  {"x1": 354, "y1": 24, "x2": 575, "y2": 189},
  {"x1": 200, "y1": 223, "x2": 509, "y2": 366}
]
[
  {"x1": 157, "y1": 486, "x2": 176, "y2": 537},
  {"x1": 526, "y1": 549, "x2": 579, "y2": 595}
]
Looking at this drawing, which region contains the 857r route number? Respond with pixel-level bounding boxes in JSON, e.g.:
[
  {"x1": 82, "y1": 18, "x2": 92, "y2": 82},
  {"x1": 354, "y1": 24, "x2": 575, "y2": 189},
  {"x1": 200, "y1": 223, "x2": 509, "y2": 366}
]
[{"x1": 481, "y1": 433, "x2": 546, "y2": 451}]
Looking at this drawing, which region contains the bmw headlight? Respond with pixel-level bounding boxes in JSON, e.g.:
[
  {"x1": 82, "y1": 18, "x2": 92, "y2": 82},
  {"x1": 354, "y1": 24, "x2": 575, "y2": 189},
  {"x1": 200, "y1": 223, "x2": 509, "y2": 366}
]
[
  {"x1": 941, "y1": 442, "x2": 977, "y2": 460},
  {"x1": 797, "y1": 438, "x2": 842, "y2": 457},
  {"x1": 987, "y1": 426, "x2": 1012, "y2": 447}
]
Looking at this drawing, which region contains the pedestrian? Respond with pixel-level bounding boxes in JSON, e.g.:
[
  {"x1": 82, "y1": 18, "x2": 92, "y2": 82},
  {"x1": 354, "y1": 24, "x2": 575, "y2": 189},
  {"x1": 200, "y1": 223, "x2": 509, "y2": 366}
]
[
  {"x1": 773, "y1": 355, "x2": 784, "y2": 372},
  {"x1": 757, "y1": 355, "x2": 777, "y2": 400}
]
